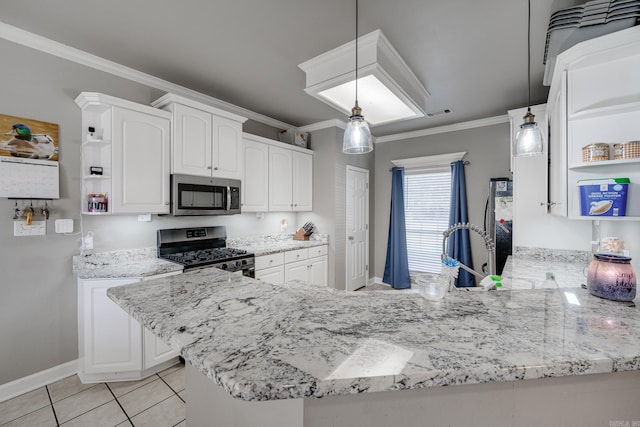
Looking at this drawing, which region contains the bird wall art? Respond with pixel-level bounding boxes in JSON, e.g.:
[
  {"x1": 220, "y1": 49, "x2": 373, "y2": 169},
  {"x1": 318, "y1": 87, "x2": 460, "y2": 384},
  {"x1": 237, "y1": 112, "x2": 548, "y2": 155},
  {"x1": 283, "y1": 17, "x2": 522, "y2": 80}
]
[{"x1": 0, "y1": 114, "x2": 59, "y2": 161}]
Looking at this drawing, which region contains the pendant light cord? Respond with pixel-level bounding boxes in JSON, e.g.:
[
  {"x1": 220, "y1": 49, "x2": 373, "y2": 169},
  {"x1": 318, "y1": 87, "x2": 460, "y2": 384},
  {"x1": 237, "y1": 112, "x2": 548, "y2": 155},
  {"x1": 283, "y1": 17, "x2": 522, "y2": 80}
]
[
  {"x1": 355, "y1": 0, "x2": 359, "y2": 105},
  {"x1": 527, "y1": 0, "x2": 531, "y2": 113}
]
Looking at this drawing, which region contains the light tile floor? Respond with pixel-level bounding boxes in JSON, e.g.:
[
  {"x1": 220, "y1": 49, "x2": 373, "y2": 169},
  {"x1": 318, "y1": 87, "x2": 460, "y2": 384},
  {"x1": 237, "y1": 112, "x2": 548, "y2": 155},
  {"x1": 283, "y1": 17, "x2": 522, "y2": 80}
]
[{"x1": 0, "y1": 363, "x2": 185, "y2": 427}]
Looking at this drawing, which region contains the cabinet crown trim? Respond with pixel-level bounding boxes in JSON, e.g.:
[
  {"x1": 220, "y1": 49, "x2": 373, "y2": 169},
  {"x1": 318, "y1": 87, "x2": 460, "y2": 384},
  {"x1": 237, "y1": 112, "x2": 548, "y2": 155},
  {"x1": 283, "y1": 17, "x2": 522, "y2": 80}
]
[
  {"x1": 152, "y1": 93, "x2": 248, "y2": 123},
  {"x1": 75, "y1": 92, "x2": 171, "y2": 118},
  {"x1": 243, "y1": 132, "x2": 314, "y2": 154}
]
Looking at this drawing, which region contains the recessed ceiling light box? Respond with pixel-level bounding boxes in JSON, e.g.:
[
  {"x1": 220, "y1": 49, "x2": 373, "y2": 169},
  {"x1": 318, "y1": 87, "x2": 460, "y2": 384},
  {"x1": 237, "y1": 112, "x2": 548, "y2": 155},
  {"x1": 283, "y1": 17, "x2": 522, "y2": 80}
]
[{"x1": 299, "y1": 30, "x2": 430, "y2": 126}]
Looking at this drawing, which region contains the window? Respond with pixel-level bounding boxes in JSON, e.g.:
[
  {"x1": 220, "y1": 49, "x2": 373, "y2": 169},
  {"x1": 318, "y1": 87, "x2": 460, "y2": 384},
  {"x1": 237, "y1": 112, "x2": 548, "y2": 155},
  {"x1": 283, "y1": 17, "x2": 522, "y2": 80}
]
[{"x1": 404, "y1": 169, "x2": 451, "y2": 274}]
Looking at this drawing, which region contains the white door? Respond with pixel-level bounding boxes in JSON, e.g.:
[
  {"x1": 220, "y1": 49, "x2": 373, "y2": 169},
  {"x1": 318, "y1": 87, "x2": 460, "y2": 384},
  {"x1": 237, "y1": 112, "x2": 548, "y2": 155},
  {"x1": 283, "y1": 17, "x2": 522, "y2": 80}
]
[
  {"x1": 255, "y1": 266, "x2": 285, "y2": 285},
  {"x1": 172, "y1": 103, "x2": 212, "y2": 176},
  {"x1": 81, "y1": 278, "x2": 143, "y2": 374},
  {"x1": 243, "y1": 139, "x2": 269, "y2": 212},
  {"x1": 111, "y1": 106, "x2": 170, "y2": 214},
  {"x1": 308, "y1": 256, "x2": 328, "y2": 287},
  {"x1": 269, "y1": 146, "x2": 293, "y2": 211},
  {"x1": 292, "y1": 151, "x2": 313, "y2": 211},
  {"x1": 212, "y1": 116, "x2": 243, "y2": 180},
  {"x1": 285, "y1": 259, "x2": 309, "y2": 282},
  {"x1": 143, "y1": 327, "x2": 178, "y2": 369},
  {"x1": 549, "y1": 71, "x2": 568, "y2": 217},
  {"x1": 346, "y1": 166, "x2": 369, "y2": 291}
]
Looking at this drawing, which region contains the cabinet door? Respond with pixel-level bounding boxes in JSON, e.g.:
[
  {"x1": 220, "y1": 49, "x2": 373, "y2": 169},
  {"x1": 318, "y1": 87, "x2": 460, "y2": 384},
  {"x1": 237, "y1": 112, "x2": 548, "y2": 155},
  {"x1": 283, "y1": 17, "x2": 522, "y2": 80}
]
[
  {"x1": 80, "y1": 278, "x2": 143, "y2": 374},
  {"x1": 111, "y1": 106, "x2": 170, "y2": 214},
  {"x1": 292, "y1": 151, "x2": 313, "y2": 211},
  {"x1": 269, "y1": 146, "x2": 293, "y2": 211},
  {"x1": 212, "y1": 116, "x2": 243, "y2": 180},
  {"x1": 172, "y1": 103, "x2": 212, "y2": 176},
  {"x1": 243, "y1": 139, "x2": 269, "y2": 212},
  {"x1": 255, "y1": 265, "x2": 285, "y2": 285},
  {"x1": 308, "y1": 256, "x2": 328, "y2": 287},
  {"x1": 284, "y1": 259, "x2": 309, "y2": 283},
  {"x1": 548, "y1": 71, "x2": 568, "y2": 217},
  {"x1": 143, "y1": 327, "x2": 178, "y2": 370}
]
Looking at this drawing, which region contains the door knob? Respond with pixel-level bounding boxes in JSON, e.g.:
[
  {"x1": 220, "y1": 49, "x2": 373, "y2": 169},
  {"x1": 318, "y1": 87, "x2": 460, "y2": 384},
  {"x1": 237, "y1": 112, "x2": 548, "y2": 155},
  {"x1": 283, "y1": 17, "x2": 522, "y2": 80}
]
[{"x1": 348, "y1": 236, "x2": 354, "y2": 241}]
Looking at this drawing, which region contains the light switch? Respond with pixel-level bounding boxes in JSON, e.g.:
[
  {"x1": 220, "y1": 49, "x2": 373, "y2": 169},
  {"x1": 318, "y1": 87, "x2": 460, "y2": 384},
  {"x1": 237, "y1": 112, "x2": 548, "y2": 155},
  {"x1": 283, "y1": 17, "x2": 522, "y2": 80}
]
[
  {"x1": 55, "y1": 219, "x2": 74, "y2": 233},
  {"x1": 14, "y1": 220, "x2": 46, "y2": 236}
]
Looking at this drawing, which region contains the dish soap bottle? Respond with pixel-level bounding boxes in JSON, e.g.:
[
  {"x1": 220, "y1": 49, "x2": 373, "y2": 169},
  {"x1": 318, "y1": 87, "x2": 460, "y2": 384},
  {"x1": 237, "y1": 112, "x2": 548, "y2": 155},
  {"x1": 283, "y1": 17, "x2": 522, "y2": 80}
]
[{"x1": 538, "y1": 272, "x2": 559, "y2": 289}]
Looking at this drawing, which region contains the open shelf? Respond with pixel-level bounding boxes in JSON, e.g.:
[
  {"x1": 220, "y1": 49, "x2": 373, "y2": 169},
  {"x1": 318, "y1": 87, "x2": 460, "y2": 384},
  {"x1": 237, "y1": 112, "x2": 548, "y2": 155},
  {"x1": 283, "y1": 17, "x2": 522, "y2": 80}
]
[{"x1": 569, "y1": 158, "x2": 640, "y2": 170}]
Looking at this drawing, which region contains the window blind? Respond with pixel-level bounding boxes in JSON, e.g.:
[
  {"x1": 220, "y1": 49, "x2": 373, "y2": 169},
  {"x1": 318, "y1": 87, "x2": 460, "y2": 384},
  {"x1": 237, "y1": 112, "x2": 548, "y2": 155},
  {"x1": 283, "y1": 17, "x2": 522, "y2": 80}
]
[{"x1": 404, "y1": 170, "x2": 451, "y2": 274}]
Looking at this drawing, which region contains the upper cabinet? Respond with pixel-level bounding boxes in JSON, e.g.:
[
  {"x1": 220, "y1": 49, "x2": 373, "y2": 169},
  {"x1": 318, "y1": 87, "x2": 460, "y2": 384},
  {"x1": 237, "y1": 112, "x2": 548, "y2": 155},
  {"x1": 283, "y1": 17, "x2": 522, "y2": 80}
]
[
  {"x1": 75, "y1": 93, "x2": 171, "y2": 215},
  {"x1": 152, "y1": 94, "x2": 247, "y2": 180},
  {"x1": 547, "y1": 27, "x2": 640, "y2": 220},
  {"x1": 243, "y1": 133, "x2": 313, "y2": 213}
]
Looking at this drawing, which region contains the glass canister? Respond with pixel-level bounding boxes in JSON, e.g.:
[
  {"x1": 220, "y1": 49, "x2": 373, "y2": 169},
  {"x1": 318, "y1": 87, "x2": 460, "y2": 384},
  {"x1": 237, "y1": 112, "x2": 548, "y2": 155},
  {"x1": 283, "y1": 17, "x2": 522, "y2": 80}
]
[{"x1": 586, "y1": 254, "x2": 636, "y2": 302}]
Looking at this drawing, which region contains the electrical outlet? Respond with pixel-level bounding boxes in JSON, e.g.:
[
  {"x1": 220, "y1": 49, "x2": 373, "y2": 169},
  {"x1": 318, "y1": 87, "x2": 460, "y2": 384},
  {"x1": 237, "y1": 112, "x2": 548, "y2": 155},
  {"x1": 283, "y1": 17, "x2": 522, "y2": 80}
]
[{"x1": 83, "y1": 234, "x2": 94, "y2": 250}]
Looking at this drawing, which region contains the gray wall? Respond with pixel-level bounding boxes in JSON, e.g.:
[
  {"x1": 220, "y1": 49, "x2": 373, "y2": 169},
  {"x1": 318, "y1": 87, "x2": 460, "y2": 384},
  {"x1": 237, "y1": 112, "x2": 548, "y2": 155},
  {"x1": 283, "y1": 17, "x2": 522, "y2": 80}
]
[
  {"x1": 373, "y1": 123, "x2": 512, "y2": 280},
  {"x1": 302, "y1": 127, "x2": 375, "y2": 290},
  {"x1": 0, "y1": 39, "x2": 292, "y2": 385}
]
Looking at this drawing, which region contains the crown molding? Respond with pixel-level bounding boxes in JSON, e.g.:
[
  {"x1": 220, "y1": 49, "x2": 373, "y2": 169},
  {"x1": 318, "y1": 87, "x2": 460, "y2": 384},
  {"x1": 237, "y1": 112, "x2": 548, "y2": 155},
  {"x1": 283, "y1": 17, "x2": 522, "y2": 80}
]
[
  {"x1": 375, "y1": 114, "x2": 509, "y2": 144},
  {"x1": 0, "y1": 21, "x2": 293, "y2": 130},
  {"x1": 296, "y1": 119, "x2": 347, "y2": 133}
]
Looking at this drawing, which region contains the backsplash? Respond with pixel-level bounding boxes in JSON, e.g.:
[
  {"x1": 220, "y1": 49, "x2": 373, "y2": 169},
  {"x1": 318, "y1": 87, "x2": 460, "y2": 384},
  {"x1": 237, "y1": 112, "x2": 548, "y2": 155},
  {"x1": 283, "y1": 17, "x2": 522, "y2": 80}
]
[{"x1": 514, "y1": 246, "x2": 592, "y2": 264}]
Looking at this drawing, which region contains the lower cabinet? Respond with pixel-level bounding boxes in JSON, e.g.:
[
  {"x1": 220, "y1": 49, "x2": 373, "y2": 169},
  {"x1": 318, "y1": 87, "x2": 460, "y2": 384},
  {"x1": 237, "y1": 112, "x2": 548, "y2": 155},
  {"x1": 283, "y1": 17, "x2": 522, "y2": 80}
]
[
  {"x1": 77, "y1": 273, "x2": 180, "y2": 383},
  {"x1": 255, "y1": 245, "x2": 328, "y2": 287}
]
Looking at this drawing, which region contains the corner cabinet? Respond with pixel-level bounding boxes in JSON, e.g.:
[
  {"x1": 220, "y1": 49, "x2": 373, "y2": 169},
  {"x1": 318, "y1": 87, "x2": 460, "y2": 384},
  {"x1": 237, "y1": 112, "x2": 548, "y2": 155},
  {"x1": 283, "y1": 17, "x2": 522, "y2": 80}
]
[
  {"x1": 77, "y1": 273, "x2": 181, "y2": 383},
  {"x1": 152, "y1": 94, "x2": 248, "y2": 180},
  {"x1": 547, "y1": 27, "x2": 640, "y2": 220},
  {"x1": 75, "y1": 93, "x2": 171, "y2": 214},
  {"x1": 242, "y1": 133, "x2": 314, "y2": 213}
]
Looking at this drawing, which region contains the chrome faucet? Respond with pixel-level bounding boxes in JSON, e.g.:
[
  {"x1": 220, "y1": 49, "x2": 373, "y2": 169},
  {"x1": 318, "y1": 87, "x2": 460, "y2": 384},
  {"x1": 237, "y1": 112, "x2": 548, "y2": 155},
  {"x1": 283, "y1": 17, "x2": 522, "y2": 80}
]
[{"x1": 442, "y1": 222, "x2": 495, "y2": 280}]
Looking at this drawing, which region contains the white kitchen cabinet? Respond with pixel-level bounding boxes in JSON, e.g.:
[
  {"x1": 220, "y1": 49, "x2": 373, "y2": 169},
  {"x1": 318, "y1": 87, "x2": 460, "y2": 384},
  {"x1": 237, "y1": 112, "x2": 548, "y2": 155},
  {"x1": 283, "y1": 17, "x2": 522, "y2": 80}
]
[
  {"x1": 547, "y1": 72, "x2": 568, "y2": 217},
  {"x1": 269, "y1": 146, "x2": 313, "y2": 212},
  {"x1": 75, "y1": 93, "x2": 172, "y2": 214},
  {"x1": 77, "y1": 273, "x2": 180, "y2": 383},
  {"x1": 255, "y1": 245, "x2": 328, "y2": 286},
  {"x1": 244, "y1": 133, "x2": 314, "y2": 213},
  {"x1": 255, "y1": 265, "x2": 285, "y2": 285},
  {"x1": 242, "y1": 137, "x2": 270, "y2": 212},
  {"x1": 152, "y1": 94, "x2": 247, "y2": 180},
  {"x1": 547, "y1": 27, "x2": 640, "y2": 220}
]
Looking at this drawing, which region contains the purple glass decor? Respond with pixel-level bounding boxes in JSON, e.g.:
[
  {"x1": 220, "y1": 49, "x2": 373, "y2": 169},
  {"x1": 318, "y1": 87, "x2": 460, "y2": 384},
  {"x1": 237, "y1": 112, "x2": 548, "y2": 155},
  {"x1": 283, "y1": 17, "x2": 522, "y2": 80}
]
[{"x1": 587, "y1": 254, "x2": 636, "y2": 302}]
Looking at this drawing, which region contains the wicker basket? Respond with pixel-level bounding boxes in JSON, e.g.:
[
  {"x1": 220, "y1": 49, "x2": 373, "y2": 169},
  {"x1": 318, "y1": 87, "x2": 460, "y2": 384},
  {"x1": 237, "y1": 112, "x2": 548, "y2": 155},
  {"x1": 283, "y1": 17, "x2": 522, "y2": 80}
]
[
  {"x1": 613, "y1": 141, "x2": 640, "y2": 160},
  {"x1": 582, "y1": 143, "x2": 609, "y2": 162}
]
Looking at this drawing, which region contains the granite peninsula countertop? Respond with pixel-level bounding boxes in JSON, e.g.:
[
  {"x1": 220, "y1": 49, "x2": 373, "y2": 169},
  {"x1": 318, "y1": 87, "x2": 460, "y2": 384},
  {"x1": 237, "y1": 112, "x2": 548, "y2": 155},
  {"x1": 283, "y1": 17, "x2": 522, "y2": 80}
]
[{"x1": 108, "y1": 267, "x2": 640, "y2": 402}]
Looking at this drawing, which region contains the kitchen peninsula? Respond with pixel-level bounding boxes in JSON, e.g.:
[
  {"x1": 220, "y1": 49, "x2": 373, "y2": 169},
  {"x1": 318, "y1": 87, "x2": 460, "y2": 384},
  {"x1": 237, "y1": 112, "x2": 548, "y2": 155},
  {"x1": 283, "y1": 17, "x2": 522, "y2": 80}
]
[{"x1": 108, "y1": 267, "x2": 640, "y2": 426}]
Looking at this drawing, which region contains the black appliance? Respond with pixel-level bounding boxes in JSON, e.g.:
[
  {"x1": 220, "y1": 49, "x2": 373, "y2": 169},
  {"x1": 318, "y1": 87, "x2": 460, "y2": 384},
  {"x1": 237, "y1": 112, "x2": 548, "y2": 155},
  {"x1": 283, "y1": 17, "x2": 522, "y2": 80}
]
[
  {"x1": 484, "y1": 178, "x2": 513, "y2": 275},
  {"x1": 170, "y1": 174, "x2": 241, "y2": 216},
  {"x1": 157, "y1": 226, "x2": 254, "y2": 277}
]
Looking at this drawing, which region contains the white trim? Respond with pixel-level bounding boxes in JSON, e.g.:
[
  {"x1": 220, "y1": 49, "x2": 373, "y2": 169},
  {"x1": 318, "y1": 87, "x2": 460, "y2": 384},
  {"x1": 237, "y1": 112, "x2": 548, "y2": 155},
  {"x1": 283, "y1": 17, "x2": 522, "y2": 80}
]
[
  {"x1": 391, "y1": 152, "x2": 466, "y2": 170},
  {"x1": 375, "y1": 115, "x2": 509, "y2": 143},
  {"x1": 0, "y1": 21, "x2": 292, "y2": 130},
  {"x1": 371, "y1": 276, "x2": 385, "y2": 285},
  {"x1": 242, "y1": 132, "x2": 314, "y2": 154},
  {"x1": 297, "y1": 119, "x2": 347, "y2": 133},
  {"x1": 0, "y1": 359, "x2": 78, "y2": 403}
]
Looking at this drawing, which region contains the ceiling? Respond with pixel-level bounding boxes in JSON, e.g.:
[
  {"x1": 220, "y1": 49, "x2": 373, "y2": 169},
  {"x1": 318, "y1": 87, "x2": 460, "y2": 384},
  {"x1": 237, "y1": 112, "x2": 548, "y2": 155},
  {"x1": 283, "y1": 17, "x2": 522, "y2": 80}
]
[{"x1": 0, "y1": 0, "x2": 580, "y2": 137}]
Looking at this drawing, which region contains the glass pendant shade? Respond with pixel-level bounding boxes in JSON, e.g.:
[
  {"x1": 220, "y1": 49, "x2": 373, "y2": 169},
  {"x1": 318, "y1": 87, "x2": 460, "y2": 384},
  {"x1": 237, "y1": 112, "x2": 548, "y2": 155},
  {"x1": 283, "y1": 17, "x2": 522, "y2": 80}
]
[
  {"x1": 343, "y1": 104, "x2": 373, "y2": 154},
  {"x1": 514, "y1": 110, "x2": 544, "y2": 156}
]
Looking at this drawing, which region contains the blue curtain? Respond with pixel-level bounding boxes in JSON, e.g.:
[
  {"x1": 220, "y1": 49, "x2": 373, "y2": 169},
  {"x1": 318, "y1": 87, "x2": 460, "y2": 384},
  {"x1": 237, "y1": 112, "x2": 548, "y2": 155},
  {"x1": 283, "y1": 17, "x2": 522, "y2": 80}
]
[
  {"x1": 383, "y1": 167, "x2": 411, "y2": 289},
  {"x1": 448, "y1": 160, "x2": 474, "y2": 287}
]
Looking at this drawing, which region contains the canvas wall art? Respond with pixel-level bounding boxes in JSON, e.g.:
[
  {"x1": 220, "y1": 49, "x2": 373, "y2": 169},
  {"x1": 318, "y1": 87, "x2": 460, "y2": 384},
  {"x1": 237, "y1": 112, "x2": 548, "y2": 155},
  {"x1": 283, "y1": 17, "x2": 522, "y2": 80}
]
[{"x1": 0, "y1": 114, "x2": 59, "y2": 161}]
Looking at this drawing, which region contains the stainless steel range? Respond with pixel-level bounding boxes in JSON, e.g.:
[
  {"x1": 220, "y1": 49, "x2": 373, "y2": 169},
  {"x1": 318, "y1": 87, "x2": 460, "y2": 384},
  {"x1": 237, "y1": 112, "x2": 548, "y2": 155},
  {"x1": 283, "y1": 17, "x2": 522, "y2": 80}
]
[{"x1": 157, "y1": 226, "x2": 254, "y2": 277}]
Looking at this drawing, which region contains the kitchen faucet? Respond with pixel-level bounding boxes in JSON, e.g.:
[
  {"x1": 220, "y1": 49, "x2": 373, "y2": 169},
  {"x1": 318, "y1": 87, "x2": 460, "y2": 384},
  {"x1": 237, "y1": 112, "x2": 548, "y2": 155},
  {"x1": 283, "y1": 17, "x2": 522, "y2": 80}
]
[{"x1": 442, "y1": 222, "x2": 496, "y2": 281}]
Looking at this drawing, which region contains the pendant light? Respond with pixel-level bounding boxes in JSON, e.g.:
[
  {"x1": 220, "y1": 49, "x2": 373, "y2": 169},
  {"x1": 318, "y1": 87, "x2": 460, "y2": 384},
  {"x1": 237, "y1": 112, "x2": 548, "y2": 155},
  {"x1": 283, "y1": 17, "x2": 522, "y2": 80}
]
[
  {"x1": 343, "y1": 0, "x2": 373, "y2": 154},
  {"x1": 514, "y1": 0, "x2": 544, "y2": 157}
]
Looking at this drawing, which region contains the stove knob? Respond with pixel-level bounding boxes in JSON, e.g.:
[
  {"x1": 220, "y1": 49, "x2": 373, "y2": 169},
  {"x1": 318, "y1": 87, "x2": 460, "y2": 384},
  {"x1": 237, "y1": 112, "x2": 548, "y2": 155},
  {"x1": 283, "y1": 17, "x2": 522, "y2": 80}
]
[
  {"x1": 235, "y1": 261, "x2": 241, "y2": 267},
  {"x1": 241, "y1": 260, "x2": 247, "y2": 265},
  {"x1": 221, "y1": 263, "x2": 228, "y2": 270}
]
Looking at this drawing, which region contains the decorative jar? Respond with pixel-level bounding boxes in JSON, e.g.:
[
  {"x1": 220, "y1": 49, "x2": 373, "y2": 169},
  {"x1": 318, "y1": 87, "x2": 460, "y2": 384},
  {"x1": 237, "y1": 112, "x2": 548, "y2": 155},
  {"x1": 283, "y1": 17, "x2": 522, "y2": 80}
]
[{"x1": 586, "y1": 254, "x2": 636, "y2": 302}]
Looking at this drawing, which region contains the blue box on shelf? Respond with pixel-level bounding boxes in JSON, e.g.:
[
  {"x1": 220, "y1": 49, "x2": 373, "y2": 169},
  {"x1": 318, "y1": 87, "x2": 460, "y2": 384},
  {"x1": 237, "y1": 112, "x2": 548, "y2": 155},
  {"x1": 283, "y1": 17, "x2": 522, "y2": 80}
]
[{"x1": 578, "y1": 178, "x2": 630, "y2": 217}]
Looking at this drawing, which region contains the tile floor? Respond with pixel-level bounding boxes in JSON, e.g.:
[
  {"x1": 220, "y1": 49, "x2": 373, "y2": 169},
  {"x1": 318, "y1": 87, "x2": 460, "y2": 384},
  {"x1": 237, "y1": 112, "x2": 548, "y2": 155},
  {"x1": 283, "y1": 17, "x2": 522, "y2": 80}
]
[{"x1": 0, "y1": 362, "x2": 185, "y2": 427}]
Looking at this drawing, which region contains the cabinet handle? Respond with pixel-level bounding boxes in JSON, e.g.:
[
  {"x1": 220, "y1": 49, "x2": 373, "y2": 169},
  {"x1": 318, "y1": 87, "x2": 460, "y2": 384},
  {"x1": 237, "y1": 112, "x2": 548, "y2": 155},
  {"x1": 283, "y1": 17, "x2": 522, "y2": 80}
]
[
  {"x1": 214, "y1": 167, "x2": 219, "y2": 170},
  {"x1": 165, "y1": 201, "x2": 170, "y2": 205},
  {"x1": 207, "y1": 166, "x2": 212, "y2": 170},
  {"x1": 294, "y1": 204, "x2": 297, "y2": 207}
]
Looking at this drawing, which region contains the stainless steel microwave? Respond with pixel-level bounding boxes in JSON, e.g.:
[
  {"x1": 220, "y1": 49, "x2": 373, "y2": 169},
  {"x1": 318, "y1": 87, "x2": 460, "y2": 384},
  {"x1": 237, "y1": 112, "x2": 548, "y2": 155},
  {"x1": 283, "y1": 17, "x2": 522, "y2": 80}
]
[{"x1": 170, "y1": 174, "x2": 241, "y2": 216}]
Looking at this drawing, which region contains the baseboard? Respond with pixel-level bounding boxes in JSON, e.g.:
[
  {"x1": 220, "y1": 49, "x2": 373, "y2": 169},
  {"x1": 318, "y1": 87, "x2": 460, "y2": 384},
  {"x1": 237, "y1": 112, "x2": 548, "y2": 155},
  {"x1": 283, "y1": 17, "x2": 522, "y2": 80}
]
[
  {"x1": 0, "y1": 359, "x2": 78, "y2": 403},
  {"x1": 371, "y1": 276, "x2": 385, "y2": 285}
]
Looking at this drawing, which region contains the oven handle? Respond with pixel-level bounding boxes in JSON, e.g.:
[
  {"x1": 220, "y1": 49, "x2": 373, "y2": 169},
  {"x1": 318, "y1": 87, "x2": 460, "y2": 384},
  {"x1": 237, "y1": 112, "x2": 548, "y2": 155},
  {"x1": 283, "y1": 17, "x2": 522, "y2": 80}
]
[{"x1": 227, "y1": 186, "x2": 231, "y2": 213}]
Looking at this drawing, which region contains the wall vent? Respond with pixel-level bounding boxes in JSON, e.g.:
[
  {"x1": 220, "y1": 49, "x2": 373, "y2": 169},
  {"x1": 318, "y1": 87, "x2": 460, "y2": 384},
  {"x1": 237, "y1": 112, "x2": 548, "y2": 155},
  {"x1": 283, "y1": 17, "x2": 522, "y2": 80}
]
[{"x1": 426, "y1": 108, "x2": 453, "y2": 118}]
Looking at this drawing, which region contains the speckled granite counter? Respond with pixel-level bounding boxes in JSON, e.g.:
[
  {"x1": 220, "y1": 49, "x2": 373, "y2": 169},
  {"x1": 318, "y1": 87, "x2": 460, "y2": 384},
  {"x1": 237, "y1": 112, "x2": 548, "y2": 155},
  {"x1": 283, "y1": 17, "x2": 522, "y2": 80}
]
[
  {"x1": 73, "y1": 247, "x2": 183, "y2": 279},
  {"x1": 108, "y1": 267, "x2": 640, "y2": 403},
  {"x1": 228, "y1": 233, "x2": 328, "y2": 256},
  {"x1": 501, "y1": 247, "x2": 592, "y2": 290}
]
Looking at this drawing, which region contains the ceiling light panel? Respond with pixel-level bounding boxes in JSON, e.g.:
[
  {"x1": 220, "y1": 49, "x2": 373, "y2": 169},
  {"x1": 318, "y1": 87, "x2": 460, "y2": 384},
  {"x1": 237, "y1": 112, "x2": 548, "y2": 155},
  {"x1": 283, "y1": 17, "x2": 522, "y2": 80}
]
[{"x1": 299, "y1": 30, "x2": 430, "y2": 127}]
